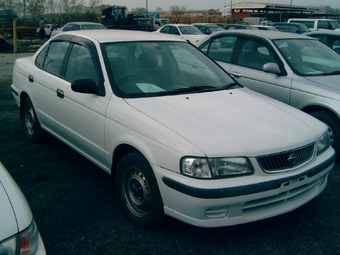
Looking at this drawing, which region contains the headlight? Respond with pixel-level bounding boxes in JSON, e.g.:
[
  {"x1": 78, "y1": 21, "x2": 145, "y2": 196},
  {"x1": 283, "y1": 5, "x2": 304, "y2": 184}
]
[
  {"x1": 181, "y1": 157, "x2": 254, "y2": 179},
  {"x1": 316, "y1": 131, "x2": 331, "y2": 155},
  {"x1": 0, "y1": 220, "x2": 39, "y2": 255}
]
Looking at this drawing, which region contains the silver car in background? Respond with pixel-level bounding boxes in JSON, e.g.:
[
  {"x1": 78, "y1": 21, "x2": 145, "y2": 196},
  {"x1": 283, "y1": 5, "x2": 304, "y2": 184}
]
[{"x1": 197, "y1": 30, "x2": 340, "y2": 156}]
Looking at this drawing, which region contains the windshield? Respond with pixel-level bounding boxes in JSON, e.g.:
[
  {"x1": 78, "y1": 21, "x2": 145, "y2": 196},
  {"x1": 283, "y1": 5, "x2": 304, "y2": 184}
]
[
  {"x1": 103, "y1": 41, "x2": 235, "y2": 98},
  {"x1": 179, "y1": 26, "x2": 203, "y2": 35},
  {"x1": 274, "y1": 38, "x2": 340, "y2": 76}
]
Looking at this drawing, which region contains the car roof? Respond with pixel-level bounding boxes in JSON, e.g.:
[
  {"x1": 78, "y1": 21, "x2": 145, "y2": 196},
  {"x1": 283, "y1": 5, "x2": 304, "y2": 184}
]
[
  {"x1": 65, "y1": 22, "x2": 103, "y2": 25},
  {"x1": 166, "y1": 24, "x2": 195, "y2": 27},
  {"x1": 192, "y1": 23, "x2": 220, "y2": 27},
  {"x1": 54, "y1": 29, "x2": 187, "y2": 43},
  {"x1": 305, "y1": 30, "x2": 340, "y2": 36},
  {"x1": 201, "y1": 29, "x2": 315, "y2": 40}
]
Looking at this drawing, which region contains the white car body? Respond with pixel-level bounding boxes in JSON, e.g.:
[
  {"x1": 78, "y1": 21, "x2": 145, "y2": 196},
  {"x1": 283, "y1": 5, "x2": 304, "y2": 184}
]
[
  {"x1": 11, "y1": 30, "x2": 335, "y2": 228},
  {"x1": 287, "y1": 18, "x2": 340, "y2": 32},
  {"x1": 0, "y1": 162, "x2": 46, "y2": 254},
  {"x1": 153, "y1": 24, "x2": 206, "y2": 44}
]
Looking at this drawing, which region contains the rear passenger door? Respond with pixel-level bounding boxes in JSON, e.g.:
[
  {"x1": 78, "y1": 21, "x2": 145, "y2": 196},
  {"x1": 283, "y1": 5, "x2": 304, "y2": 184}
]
[{"x1": 33, "y1": 40, "x2": 70, "y2": 130}]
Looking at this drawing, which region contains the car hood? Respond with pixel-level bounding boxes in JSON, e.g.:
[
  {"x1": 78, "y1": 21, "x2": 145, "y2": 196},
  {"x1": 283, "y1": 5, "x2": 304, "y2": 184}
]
[
  {"x1": 0, "y1": 163, "x2": 32, "y2": 241},
  {"x1": 126, "y1": 88, "x2": 326, "y2": 157},
  {"x1": 304, "y1": 75, "x2": 340, "y2": 95}
]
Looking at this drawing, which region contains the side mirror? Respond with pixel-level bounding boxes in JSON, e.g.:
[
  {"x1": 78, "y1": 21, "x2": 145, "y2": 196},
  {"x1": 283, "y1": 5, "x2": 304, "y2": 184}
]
[
  {"x1": 71, "y1": 78, "x2": 99, "y2": 95},
  {"x1": 263, "y1": 62, "x2": 281, "y2": 75}
]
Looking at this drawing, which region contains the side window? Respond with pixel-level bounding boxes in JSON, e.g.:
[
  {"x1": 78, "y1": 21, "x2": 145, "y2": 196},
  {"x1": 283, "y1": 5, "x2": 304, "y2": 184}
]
[
  {"x1": 170, "y1": 26, "x2": 179, "y2": 35},
  {"x1": 205, "y1": 36, "x2": 237, "y2": 63},
  {"x1": 36, "y1": 41, "x2": 69, "y2": 75},
  {"x1": 318, "y1": 21, "x2": 331, "y2": 29},
  {"x1": 236, "y1": 39, "x2": 276, "y2": 70},
  {"x1": 65, "y1": 44, "x2": 98, "y2": 83},
  {"x1": 160, "y1": 26, "x2": 170, "y2": 34},
  {"x1": 63, "y1": 24, "x2": 73, "y2": 31}
]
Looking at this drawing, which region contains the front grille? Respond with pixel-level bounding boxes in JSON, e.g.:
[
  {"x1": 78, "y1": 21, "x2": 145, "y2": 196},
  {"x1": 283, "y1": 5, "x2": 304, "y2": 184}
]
[{"x1": 257, "y1": 143, "x2": 315, "y2": 172}]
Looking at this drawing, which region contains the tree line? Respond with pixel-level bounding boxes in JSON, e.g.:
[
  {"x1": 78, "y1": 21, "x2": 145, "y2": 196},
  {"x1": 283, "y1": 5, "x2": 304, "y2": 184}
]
[{"x1": 0, "y1": 0, "x2": 188, "y2": 25}]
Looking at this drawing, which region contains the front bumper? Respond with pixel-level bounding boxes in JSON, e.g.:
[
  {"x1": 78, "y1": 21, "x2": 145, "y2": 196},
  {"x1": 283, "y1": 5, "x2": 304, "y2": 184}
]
[{"x1": 154, "y1": 148, "x2": 335, "y2": 228}]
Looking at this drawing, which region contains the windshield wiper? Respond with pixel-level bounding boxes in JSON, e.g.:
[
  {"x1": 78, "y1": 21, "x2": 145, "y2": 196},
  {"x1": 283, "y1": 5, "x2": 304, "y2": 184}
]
[
  {"x1": 323, "y1": 70, "x2": 340, "y2": 76},
  {"x1": 156, "y1": 86, "x2": 217, "y2": 96}
]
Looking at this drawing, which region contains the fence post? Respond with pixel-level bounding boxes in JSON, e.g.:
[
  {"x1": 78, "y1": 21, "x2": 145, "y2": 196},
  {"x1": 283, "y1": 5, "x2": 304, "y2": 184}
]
[{"x1": 13, "y1": 20, "x2": 18, "y2": 53}]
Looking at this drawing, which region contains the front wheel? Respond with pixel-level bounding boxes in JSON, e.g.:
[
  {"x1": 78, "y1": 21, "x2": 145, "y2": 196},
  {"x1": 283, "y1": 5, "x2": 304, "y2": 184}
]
[
  {"x1": 310, "y1": 111, "x2": 340, "y2": 156},
  {"x1": 22, "y1": 97, "x2": 45, "y2": 142},
  {"x1": 116, "y1": 152, "x2": 166, "y2": 228}
]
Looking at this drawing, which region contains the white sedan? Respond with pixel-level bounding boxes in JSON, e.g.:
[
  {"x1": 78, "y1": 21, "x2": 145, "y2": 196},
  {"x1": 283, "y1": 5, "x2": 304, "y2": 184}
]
[
  {"x1": 11, "y1": 30, "x2": 335, "y2": 228},
  {"x1": 0, "y1": 162, "x2": 46, "y2": 254},
  {"x1": 50, "y1": 21, "x2": 107, "y2": 38},
  {"x1": 153, "y1": 24, "x2": 206, "y2": 44}
]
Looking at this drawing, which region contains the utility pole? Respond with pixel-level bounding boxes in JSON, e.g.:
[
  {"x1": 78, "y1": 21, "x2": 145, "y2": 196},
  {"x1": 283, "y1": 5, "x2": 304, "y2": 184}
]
[{"x1": 146, "y1": 0, "x2": 148, "y2": 14}]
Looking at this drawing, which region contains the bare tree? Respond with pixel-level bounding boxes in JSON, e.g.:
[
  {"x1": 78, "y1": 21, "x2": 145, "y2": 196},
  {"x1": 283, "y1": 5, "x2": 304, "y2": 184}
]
[
  {"x1": 27, "y1": 0, "x2": 46, "y2": 19},
  {"x1": 169, "y1": 4, "x2": 186, "y2": 17}
]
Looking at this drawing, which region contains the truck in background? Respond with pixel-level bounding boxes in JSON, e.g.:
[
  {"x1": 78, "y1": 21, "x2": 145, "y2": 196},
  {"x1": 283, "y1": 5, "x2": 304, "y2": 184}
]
[
  {"x1": 149, "y1": 14, "x2": 171, "y2": 31},
  {"x1": 102, "y1": 6, "x2": 153, "y2": 31},
  {"x1": 243, "y1": 17, "x2": 272, "y2": 26}
]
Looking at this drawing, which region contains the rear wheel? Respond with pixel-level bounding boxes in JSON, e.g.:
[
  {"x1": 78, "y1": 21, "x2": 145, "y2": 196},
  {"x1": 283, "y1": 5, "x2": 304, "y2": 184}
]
[
  {"x1": 22, "y1": 97, "x2": 45, "y2": 142},
  {"x1": 116, "y1": 152, "x2": 166, "y2": 228},
  {"x1": 310, "y1": 111, "x2": 340, "y2": 156}
]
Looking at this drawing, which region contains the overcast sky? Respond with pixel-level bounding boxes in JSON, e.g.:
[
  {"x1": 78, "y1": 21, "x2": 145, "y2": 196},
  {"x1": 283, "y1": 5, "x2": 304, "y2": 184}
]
[{"x1": 101, "y1": 0, "x2": 340, "y2": 12}]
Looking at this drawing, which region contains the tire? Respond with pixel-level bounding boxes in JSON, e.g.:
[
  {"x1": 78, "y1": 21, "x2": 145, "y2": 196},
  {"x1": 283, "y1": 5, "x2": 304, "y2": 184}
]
[
  {"x1": 22, "y1": 97, "x2": 45, "y2": 142},
  {"x1": 116, "y1": 151, "x2": 166, "y2": 228},
  {"x1": 310, "y1": 111, "x2": 340, "y2": 156}
]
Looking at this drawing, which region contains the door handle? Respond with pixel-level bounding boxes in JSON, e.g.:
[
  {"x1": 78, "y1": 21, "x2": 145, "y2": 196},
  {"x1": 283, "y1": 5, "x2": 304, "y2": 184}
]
[
  {"x1": 230, "y1": 72, "x2": 241, "y2": 78},
  {"x1": 28, "y1": 75, "x2": 34, "y2": 83},
  {"x1": 56, "y1": 89, "x2": 64, "y2": 99}
]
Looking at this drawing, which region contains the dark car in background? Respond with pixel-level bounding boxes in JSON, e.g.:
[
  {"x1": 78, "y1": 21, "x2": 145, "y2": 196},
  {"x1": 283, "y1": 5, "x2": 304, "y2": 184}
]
[
  {"x1": 272, "y1": 22, "x2": 310, "y2": 34},
  {"x1": 192, "y1": 23, "x2": 225, "y2": 34},
  {"x1": 305, "y1": 30, "x2": 340, "y2": 54}
]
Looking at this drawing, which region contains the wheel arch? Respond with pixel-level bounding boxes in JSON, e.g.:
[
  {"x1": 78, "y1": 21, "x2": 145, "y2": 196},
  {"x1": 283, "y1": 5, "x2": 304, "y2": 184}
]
[
  {"x1": 301, "y1": 104, "x2": 340, "y2": 120},
  {"x1": 111, "y1": 144, "x2": 139, "y2": 177},
  {"x1": 19, "y1": 92, "x2": 30, "y2": 120}
]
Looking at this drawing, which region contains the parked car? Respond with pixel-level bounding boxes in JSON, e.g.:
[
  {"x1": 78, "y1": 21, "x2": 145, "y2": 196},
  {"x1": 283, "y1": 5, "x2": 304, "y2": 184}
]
[
  {"x1": 0, "y1": 162, "x2": 46, "y2": 254},
  {"x1": 196, "y1": 29, "x2": 340, "y2": 155},
  {"x1": 252, "y1": 25, "x2": 278, "y2": 31},
  {"x1": 153, "y1": 24, "x2": 206, "y2": 44},
  {"x1": 50, "y1": 21, "x2": 107, "y2": 37},
  {"x1": 223, "y1": 24, "x2": 259, "y2": 30},
  {"x1": 287, "y1": 18, "x2": 340, "y2": 32},
  {"x1": 11, "y1": 30, "x2": 335, "y2": 228},
  {"x1": 305, "y1": 30, "x2": 340, "y2": 54},
  {"x1": 35, "y1": 23, "x2": 61, "y2": 38},
  {"x1": 192, "y1": 23, "x2": 225, "y2": 34},
  {"x1": 272, "y1": 22, "x2": 309, "y2": 34}
]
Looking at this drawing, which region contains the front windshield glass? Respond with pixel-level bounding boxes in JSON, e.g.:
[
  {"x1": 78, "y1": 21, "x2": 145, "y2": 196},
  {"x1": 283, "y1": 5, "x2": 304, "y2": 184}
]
[
  {"x1": 103, "y1": 41, "x2": 235, "y2": 98},
  {"x1": 179, "y1": 26, "x2": 203, "y2": 35},
  {"x1": 274, "y1": 38, "x2": 340, "y2": 76}
]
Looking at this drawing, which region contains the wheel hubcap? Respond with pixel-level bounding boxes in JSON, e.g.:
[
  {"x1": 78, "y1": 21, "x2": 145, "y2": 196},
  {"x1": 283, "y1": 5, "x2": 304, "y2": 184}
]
[
  {"x1": 123, "y1": 169, "x2": 151, "y2": 217},
  {"x1": 26, "y1": 107, "x2": 35, "y2": 135}
]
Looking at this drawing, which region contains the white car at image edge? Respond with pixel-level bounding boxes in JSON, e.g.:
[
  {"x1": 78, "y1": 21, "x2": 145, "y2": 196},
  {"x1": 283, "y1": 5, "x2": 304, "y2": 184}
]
[{"x1": 0, "y1": 162, "x2": 46, "y2": 255}]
